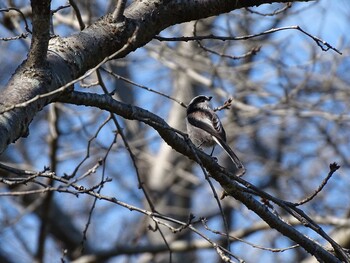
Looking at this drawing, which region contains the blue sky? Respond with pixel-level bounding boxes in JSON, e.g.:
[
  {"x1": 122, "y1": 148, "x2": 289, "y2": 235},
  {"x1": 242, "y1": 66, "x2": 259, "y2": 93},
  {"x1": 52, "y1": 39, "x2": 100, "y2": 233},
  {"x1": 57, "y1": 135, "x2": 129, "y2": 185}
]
[{"x1": 1, "y1": 1, "x2": 350, "y2": 262}]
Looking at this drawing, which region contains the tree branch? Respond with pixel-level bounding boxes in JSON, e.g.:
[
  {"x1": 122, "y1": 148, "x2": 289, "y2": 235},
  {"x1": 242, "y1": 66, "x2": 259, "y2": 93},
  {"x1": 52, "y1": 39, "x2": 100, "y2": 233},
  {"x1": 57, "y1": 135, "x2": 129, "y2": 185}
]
[
  {"x1": 0, "y1": 0, "x2": 315, "y2": 154},
  {"x1": 57, "y1": 90, "x2": 343, "y2": 263},
  {"x1": 27, "y1": 0, "x2": 51, "y2": 67}
]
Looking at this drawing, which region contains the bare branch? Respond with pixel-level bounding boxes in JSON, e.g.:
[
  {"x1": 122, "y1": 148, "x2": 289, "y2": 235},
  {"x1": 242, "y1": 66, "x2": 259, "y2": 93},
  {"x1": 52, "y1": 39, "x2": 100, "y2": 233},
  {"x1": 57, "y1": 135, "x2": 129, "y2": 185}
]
[
  {"x1": 245, "y1": 2, "x2": 292, "y2": 16},
  {"x1": 295, "y1": 162, "x2": 340, "y2": 206},
  {"x1": 68, "y1": 0, "x2": 85, "y2": 30},
  {"x1": 0, "y1": 7, "x2": 32, "y2": 34},
  {"x1": 155, "y1": 25, "x2": 342, "y2": 55}
]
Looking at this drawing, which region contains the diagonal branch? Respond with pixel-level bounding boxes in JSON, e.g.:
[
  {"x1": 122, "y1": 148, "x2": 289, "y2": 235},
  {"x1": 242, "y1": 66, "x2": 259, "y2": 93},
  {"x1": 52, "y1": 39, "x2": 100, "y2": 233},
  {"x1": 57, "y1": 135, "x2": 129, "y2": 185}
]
[{"x1": 57, "y1": 90, "x2": 343, "y2": 263}]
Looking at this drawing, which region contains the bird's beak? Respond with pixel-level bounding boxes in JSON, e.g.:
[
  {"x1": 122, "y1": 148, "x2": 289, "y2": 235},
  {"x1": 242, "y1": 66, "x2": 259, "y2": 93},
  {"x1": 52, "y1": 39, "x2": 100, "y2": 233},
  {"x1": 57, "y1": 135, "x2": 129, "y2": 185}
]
[{"x1": 208, "y1": 96, "x2": 213, "y2": 101}]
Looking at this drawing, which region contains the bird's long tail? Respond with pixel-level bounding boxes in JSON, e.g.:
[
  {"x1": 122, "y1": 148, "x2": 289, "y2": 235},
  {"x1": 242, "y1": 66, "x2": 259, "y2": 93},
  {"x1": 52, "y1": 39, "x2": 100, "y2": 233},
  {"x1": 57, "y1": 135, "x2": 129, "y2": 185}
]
[{"x1": 213, "y1": 137, "x2": 245, "y2": 176}]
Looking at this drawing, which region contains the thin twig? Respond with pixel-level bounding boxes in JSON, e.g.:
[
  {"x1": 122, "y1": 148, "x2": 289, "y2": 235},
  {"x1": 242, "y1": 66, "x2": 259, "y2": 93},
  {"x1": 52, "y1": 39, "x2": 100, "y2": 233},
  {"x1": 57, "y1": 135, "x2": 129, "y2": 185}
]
[
  {"x1": 202, "y1": 218, "x2": 299, "y2": 253},
  {"x1": 214, "y1": 98, "x2": 233, "y2": 112},
  {"x1": 101, "y1": 67, "x2": 187, "y2": 108},
  {"x1": 96, "y1": 69, "x2": 157, "y2": 212},
  {"x1": 0, "y1": 7, "x2": 32, "y2": 33},
  {"x1": 193, "y1": 21, "x2": 261, "y2": 60},
  {"x1": 96, "y1": 69, "x2": 172, "y2": 259},
  {"x1": 185, "y1": 136, "x2": 232, "y2": 258},
  {"x1": 80, "y1": 124, "x2": 118, "y2": 253},
  {"x1": 64, "y1": 116, "x2": 111, "y2": 179},
  {"x1": 155, "y1": 25, "x2": 342, "y2": 55},
  {"x1": 245, "y1": 3, "x2": 292, "y2": 16},
  {"x1": 294, "y1": 162, "x2": 340, "y2": 206},
  {"x1": 69, "y1": 0, "x2": 85, "y2": 30},
  {"x1": 0, "y1": 164, "x2": 237, "y2": 261},
  {"x1": 234, "y1": 174, "x2": 350, "y2": 262}
]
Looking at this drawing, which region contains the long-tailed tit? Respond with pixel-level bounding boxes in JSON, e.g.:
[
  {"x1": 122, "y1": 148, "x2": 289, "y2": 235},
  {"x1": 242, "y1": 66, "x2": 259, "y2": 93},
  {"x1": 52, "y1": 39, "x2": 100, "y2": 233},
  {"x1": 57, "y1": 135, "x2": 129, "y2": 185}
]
[{"x1": 186, "y1": 95, "x2": 245, "y2": 175}]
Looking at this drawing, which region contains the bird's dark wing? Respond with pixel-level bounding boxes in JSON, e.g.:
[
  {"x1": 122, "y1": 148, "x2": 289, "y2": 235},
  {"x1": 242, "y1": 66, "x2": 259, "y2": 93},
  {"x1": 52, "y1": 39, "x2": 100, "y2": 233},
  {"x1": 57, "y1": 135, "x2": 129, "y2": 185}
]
[
  {"x1": 187, "y1": 110, "x2": 226, "y2": 142},
  {"x1": 211, "y1": 113, "x2": 226, "y2": 141}
]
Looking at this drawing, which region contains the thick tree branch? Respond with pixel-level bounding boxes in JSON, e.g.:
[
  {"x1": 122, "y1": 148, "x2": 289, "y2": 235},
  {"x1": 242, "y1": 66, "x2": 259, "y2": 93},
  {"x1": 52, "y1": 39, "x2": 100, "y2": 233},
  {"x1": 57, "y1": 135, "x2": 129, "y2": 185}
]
[
  {"x1": 0, "y1": 0, "x2": 314, "y2": 154},
  {"x1": 27, "y1": 0, "x2": 51, "y2": 67}
]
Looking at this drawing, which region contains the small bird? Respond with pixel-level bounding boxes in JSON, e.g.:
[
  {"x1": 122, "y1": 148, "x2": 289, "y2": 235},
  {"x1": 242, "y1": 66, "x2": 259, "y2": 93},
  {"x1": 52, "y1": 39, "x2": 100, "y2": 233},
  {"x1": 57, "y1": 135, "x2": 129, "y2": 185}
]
[{"x1": 186, "y1": 95, "x2": 245, "y2": 175}]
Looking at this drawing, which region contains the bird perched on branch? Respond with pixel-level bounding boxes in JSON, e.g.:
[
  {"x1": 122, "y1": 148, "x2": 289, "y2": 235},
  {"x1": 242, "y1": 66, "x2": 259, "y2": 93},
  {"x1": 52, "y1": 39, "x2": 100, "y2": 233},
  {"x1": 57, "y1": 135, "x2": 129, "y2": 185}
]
[{"x1": 186, "y1": 95, "x2": 245, "y2": 176}]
